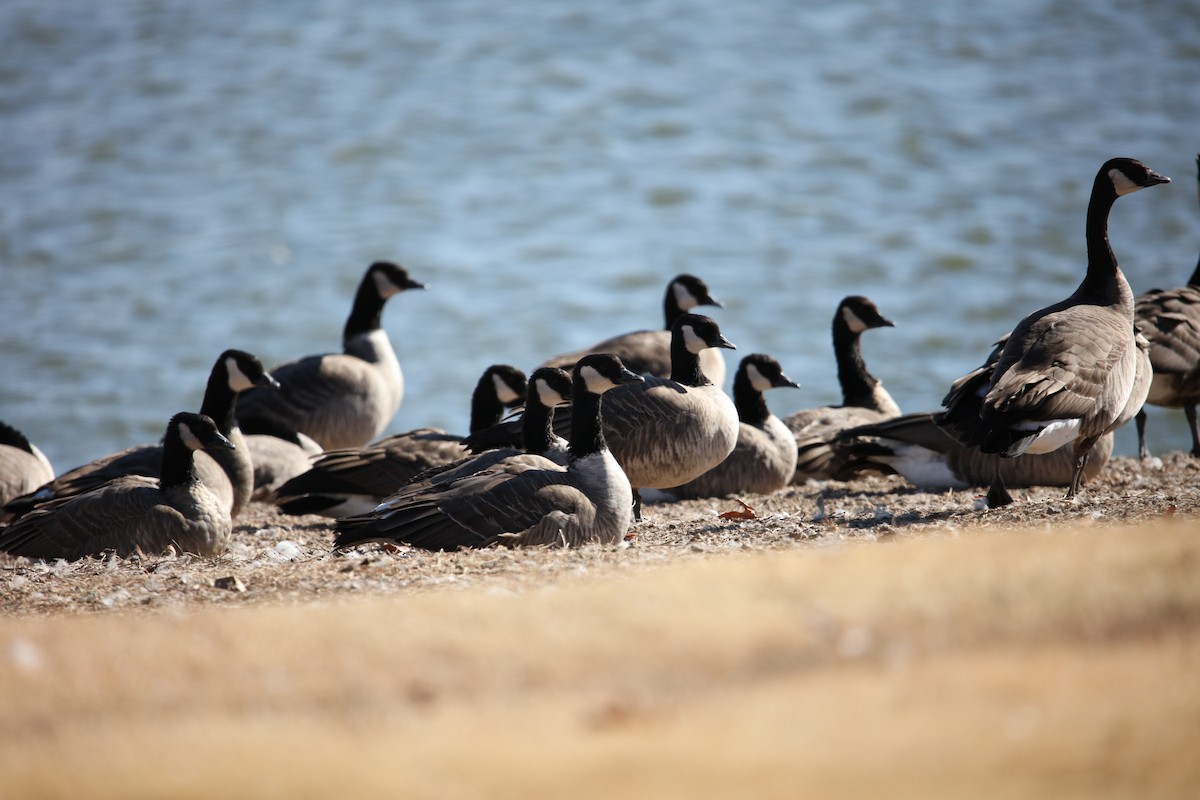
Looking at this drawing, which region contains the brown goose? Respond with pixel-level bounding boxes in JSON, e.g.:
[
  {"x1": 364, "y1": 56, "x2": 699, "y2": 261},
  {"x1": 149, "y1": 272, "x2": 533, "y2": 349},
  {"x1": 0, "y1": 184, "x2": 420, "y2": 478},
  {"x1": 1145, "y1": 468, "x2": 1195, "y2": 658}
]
[
  {"x1": 940, "y1": 157, "x2": 1170, "y2": 501},
  {"x1": 237, "y1": 261, "x2": 426, "y2": 451},
  {"x1": 1133, "y1": 154, "x2": 1200, "y2": 458},
  {"x1": 0, "y1": 422, "x2": 54, "y2": 524},
  {"x1": 540, "y1": 274, "x2": 727, "y2": 387},
  {"x1": 668, "y1": 354, "x2": 800, "y2": 499},
  {"x1": 5, "y1": 350, "x2": 276, "y2": 520},
  {"x1": 272, "y1": 364, "x2": 528, "y2": 517},
  {"x1": 785, "y1": 295, "x2": 900, "y2": 482},
  {"x1": 0, "y1": 413, "x2": 235, "y2": 561},
  {"x1": 334, "y1": 354, "x2": 643, "y2": 551}
]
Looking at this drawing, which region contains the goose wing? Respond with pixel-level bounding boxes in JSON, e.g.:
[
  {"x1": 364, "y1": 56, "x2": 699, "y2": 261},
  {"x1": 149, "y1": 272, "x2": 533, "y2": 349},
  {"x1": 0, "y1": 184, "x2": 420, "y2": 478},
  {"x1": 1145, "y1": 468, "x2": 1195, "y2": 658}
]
[{"x1": 1136, "y1": 286, "x2": 1200, "y2": 380}]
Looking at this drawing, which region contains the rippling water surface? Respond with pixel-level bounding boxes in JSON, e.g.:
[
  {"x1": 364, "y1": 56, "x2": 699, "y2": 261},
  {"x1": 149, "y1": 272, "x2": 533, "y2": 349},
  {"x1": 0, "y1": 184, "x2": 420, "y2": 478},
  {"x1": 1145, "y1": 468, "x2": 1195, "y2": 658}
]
[{"x1": 2, "y1": 0, "x2": 1197, "y2": 471}]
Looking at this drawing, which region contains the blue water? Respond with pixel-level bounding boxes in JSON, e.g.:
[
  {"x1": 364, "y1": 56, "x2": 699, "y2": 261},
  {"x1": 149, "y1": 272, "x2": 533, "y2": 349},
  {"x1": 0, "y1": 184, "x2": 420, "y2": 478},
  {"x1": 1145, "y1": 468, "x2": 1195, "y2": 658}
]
[{"x1": 2, "y1": 0, "x2": 1197, "y2": 473}]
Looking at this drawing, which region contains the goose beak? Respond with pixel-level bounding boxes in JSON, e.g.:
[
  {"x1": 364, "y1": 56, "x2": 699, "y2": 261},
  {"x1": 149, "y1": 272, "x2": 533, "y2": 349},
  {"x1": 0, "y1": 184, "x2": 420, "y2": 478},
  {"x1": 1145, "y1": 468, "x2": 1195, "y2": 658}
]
[
  {"x1": 778, "y1": 377, "x2": 801, "y2": 390},
  {"x1": 1144, "y1": 169, "x2": 1171, "y2": 187},
  {"x1": 210, "y1": 431, "x2": 237, "y2": 450},
  {"x1": 405, "y1": 278, "x2": 428, "y2": 290},
  {"x1": 259, "y1": 373, "x2": 282, "y2": 390},
  {"x1": 617, "y1": 368, "x2": 645, "y2": 385},
  {"x1": 711, "y1": 334, "x2": 737, "y2": 351}
]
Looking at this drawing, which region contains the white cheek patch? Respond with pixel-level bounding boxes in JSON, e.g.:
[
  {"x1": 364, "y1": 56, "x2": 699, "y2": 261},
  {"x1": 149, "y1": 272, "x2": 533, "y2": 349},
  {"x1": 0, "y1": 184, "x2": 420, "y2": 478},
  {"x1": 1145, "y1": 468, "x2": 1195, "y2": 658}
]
[
  {"x1": 225, "y1": 357, "x2": 255, "y2": 392},
  {"x1": 372, "y1": 268, "x2": 402, "y2": 298},
  {"x1": 493, "y1": 373, "x2": 521, "y2": 405},
  {"x1": 681, "y1": 324, "x2": 708, "y2": 353},
  {"x1": 673, "y1": 281, "x2": 698, "y2": 311},
  {"x1": 535, "y1": 379, "x2": 567, "y2": 408},
  {"x1": 178, "y1": 423, "x2": 205, "y2": 451},
  {"x1": 579, "y1": 365, "x2": 616, "y2": 394},
  {"x1": 1109, "y1": 168, "x2": 1141, "y2": 196},
  {"x1": 746, "y1": 363, "x2": 773, "y2": 393},
  {"x1": 841, "y1": 306, "x2": 868, "y2": 334}
]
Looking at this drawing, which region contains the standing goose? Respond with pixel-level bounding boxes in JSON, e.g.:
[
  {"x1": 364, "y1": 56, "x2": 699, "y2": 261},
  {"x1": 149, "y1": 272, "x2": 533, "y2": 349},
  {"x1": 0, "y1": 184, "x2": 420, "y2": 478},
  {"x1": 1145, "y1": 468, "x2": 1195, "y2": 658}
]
[
  {"x1": 4, "y1": 350, "x2": 277, "y2": 521},
  {"x1": 0, "y1": 413, "x2": 235, "y2": 561},
  {"x1": 940, "y1": 157, "x2": 1170, "y2": 501},
  {"x1": 668, "y1": 354, "x2": 801, "y2": 499},
  {"x1": 785, "y1": 295, "x2": 900, "y2": 482},
  {"x1": 0, "y1": 422, "x2": 54, "y2": 524},
  {"x1": 1133, "y1": 154, "x2": 1200, "y2": 458},
  {"x1": 272, "y1": 364, "x2": 528, "y2": 517},
  {"x1": 540, "y1": 274, "x2": 727, "y2": 387},
  {"x1": 334, "y1": 354, "x2": 644, "y2": 551},
  {"x1": 236, "y1": 260, "x2": 426, "y2": 451}
]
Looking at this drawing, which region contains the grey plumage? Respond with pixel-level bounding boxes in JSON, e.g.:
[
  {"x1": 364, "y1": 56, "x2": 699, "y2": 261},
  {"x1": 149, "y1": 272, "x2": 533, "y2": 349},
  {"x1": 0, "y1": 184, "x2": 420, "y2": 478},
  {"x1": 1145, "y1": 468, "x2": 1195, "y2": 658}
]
[
  {"x1": 786, "y1": 296, "x2": 900, "y2": 482},
  {"x1": 237, "y1": 261, "x2": 426, "y2": 451},
  {"x1": 0, "y1": 413, "x2": 235, "y2": 561},
  {"x1": 1133, "y1": 154, "x2": 1200, "y2": 458},
  {"x1": 334, "y1": 354, "x2": 643, "y2": 551},
  {"x1": 540, "y1": 274, "x2": 727, "y2": 387},
  {"x1": 941, "y1": 157, "x2": 1170, "y2": 501},
  {"x1": 4, "y1": 350, "x2": 276, "y2": 520},
  {"x1": 668, "y1": 354, "x2": 800, "y2": 499},
  {"x1": 272, "y1": 364, "x2": 529, "y2": 517}
]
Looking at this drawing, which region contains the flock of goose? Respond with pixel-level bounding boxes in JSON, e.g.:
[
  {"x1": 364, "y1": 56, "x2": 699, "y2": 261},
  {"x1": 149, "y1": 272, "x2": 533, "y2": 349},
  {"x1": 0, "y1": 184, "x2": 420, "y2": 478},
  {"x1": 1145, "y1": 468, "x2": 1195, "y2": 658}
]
[{"x1": 1, "y1": 155, "x2": 1198, "y2": 561}]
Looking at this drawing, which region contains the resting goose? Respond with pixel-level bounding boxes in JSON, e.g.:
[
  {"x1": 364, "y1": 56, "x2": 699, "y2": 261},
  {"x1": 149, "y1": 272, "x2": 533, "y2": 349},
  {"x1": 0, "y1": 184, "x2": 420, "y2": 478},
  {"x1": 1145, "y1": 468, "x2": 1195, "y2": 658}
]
[
  {"x1": 236, "y1": 260, "x2": 426, "y2": 450},
  {"x1": 272, "y1": 364, "x2": 528, "y2": 517},
  {"x1": 334, "y1": 354, "x2": 643, "y2": 551},
  {"x1": 940, "y1": 157, "x2": 1170, "y2": 501},
  {"x1": 0, "y1": 413, "x2": 235, "y2": 561},
  {"x1": 1133, "y1": 154, "x2": 1200, "y2": 458},
  {"x1": 5, "y1": 350, "x2": 276, "y2": 520},
  {"x1": 785, "y1": 295, "x2": 900, "y2": 482},
  {"x1": 668, "y1": 354, "x2": 800, "y2": 499},
  {"x1": 245, "y1": 427, "x2": 324, "y2": 502},
  {"x1": 0, "y1": 422, "x2": 54, "y2": 524},
  {"x1": 540, "y1": 273, "x2": 727, "y2": 386}
]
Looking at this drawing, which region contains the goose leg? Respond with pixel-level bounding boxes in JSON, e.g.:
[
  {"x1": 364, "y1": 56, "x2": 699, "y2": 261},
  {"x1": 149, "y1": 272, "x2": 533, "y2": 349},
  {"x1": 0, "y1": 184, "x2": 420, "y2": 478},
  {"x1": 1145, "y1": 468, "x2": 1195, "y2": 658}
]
[
  {"x1": 1135, "y1": 408, "x2": 1151, "y2": 460},
  {"x1": 1185, "y1": 403, "x2": 1200, "y2": 458},
  {"x1": 1065, "y1": 438, "x2": 1096, "y2": 500},
  {"x1": 632, "y1": 489, "x2": 643, "y2": 521},
  {"x1": 985, "y1": 459, "x2": 1013, "y2": 508}
]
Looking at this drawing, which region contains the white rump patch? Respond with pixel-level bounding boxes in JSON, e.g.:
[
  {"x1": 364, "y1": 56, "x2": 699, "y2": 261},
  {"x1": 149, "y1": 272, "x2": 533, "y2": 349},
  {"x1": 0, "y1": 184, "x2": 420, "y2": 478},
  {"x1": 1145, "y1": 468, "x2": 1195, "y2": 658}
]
[
  {"x1": 225, "y1": 356, "x2": 254, "y2": 392},
  {"x1": 1109, "y1": 168, "x2": 1141, "y2": 196},
  {"x1": 535, "y1": 378, "x2": 567, "y2": 408},
  {"x1": 1016, "y1": 418, "x2": 1082, "y2": 454},
  {"x1": 841, "y1": 305, "x2": 868, "y2": 334},
  {"x1": 493, "y1": 373, "x2": 522, "y2": 405}
]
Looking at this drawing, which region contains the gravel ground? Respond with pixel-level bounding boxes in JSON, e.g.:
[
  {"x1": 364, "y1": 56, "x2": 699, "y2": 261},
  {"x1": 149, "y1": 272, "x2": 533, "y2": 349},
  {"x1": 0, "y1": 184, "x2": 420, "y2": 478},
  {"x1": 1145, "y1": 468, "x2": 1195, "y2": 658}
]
[{"x1": 2, "y1": 453, "x2": 1196, "y2": 617}]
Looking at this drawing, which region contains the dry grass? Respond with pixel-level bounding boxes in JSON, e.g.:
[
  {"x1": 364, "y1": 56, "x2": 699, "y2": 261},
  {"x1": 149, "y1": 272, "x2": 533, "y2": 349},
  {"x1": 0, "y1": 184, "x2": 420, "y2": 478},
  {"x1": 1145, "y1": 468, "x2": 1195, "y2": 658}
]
[{"x1": 2, "y1": 505, "x2": 1199, "y2": 799}]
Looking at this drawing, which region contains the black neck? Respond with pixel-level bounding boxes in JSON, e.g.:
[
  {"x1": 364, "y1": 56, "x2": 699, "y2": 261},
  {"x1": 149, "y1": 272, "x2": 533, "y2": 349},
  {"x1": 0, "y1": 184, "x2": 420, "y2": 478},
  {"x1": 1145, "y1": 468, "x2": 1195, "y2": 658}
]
[
  {"x1": 1188, "y1": 253, "x2": 1200, "y2": 288},
  {"x1": 159, "y1": 428, "x2": 201, "y2": 489},
  {"x1": 833, "y1": 321, "x2": 879, "y2": 407},
  {"x1": 199, "y1": 366, "x2": 237, "y2": 435},
  {"x1": 663, "y1": 286, "x2": 685, "y2": 329},
  {"x1": 521, "y1": 398, "x2": 557, "y2": 453},
  {"x1": 669, "y1": 335, "x2": 710, "y2": 387},
  {"x1": 1078, "y1": 173, "x2": 1129, "y2": 308},
  {"x1": 344, "y1": 273, "x2": 387, "y2": 342},
  {"x1": 568, "y1": 387, "x2": 606, "y2": 460},
  {"x1": 732, "y1": 368, "x2": 770, "y2": 426},
  {"x1": 469, "y1": 379, "x2": 507, "y2": 433}
]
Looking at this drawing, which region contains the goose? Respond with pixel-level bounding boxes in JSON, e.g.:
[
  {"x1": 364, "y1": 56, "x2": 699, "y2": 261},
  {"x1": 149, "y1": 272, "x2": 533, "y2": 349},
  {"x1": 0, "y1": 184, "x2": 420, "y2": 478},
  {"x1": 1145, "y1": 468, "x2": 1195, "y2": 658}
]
[
  {"x1": 271, "y1": 364, "x2": 528, "y2": 517},
  {"x1": 836, "y1": 325, "x2": 1149, "y2": 506},
  {"x1": 540, "y1": 273, "x2": 727, "y2": 387},
  {"x1": 667, "y1": 354, "x2": 801, "y2": 500},
  {"x1": 0, "y1": 413, "x2": 235, "y2": 561},
  {"x1": 4, "y1": 350, "x2": 277, "y2": 521},
  {"x1": 560, "y1": 313, "x2": 740, "y2": 517},
  {"x1": 1133, "y1": 154, "x2": 1200, "y2": 458},
  {"x1": 236, "y1": 260, "x2": 426, "y2": 451},
  {"x1": 0, "y1": 422, "x2": 54, "y2": 524},
  {"x1": 939, "y1": 157, "x2": 1170, "y2": 501},
  {"x1": 334, "y1": 354, "x2": 644, "y2": 551},
  {"x1": 245, "y1": 427, "x2": 324, "y2": 502},
  {"x1": 784, "y1": 295, "x2": 900, "y2": 482}
]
